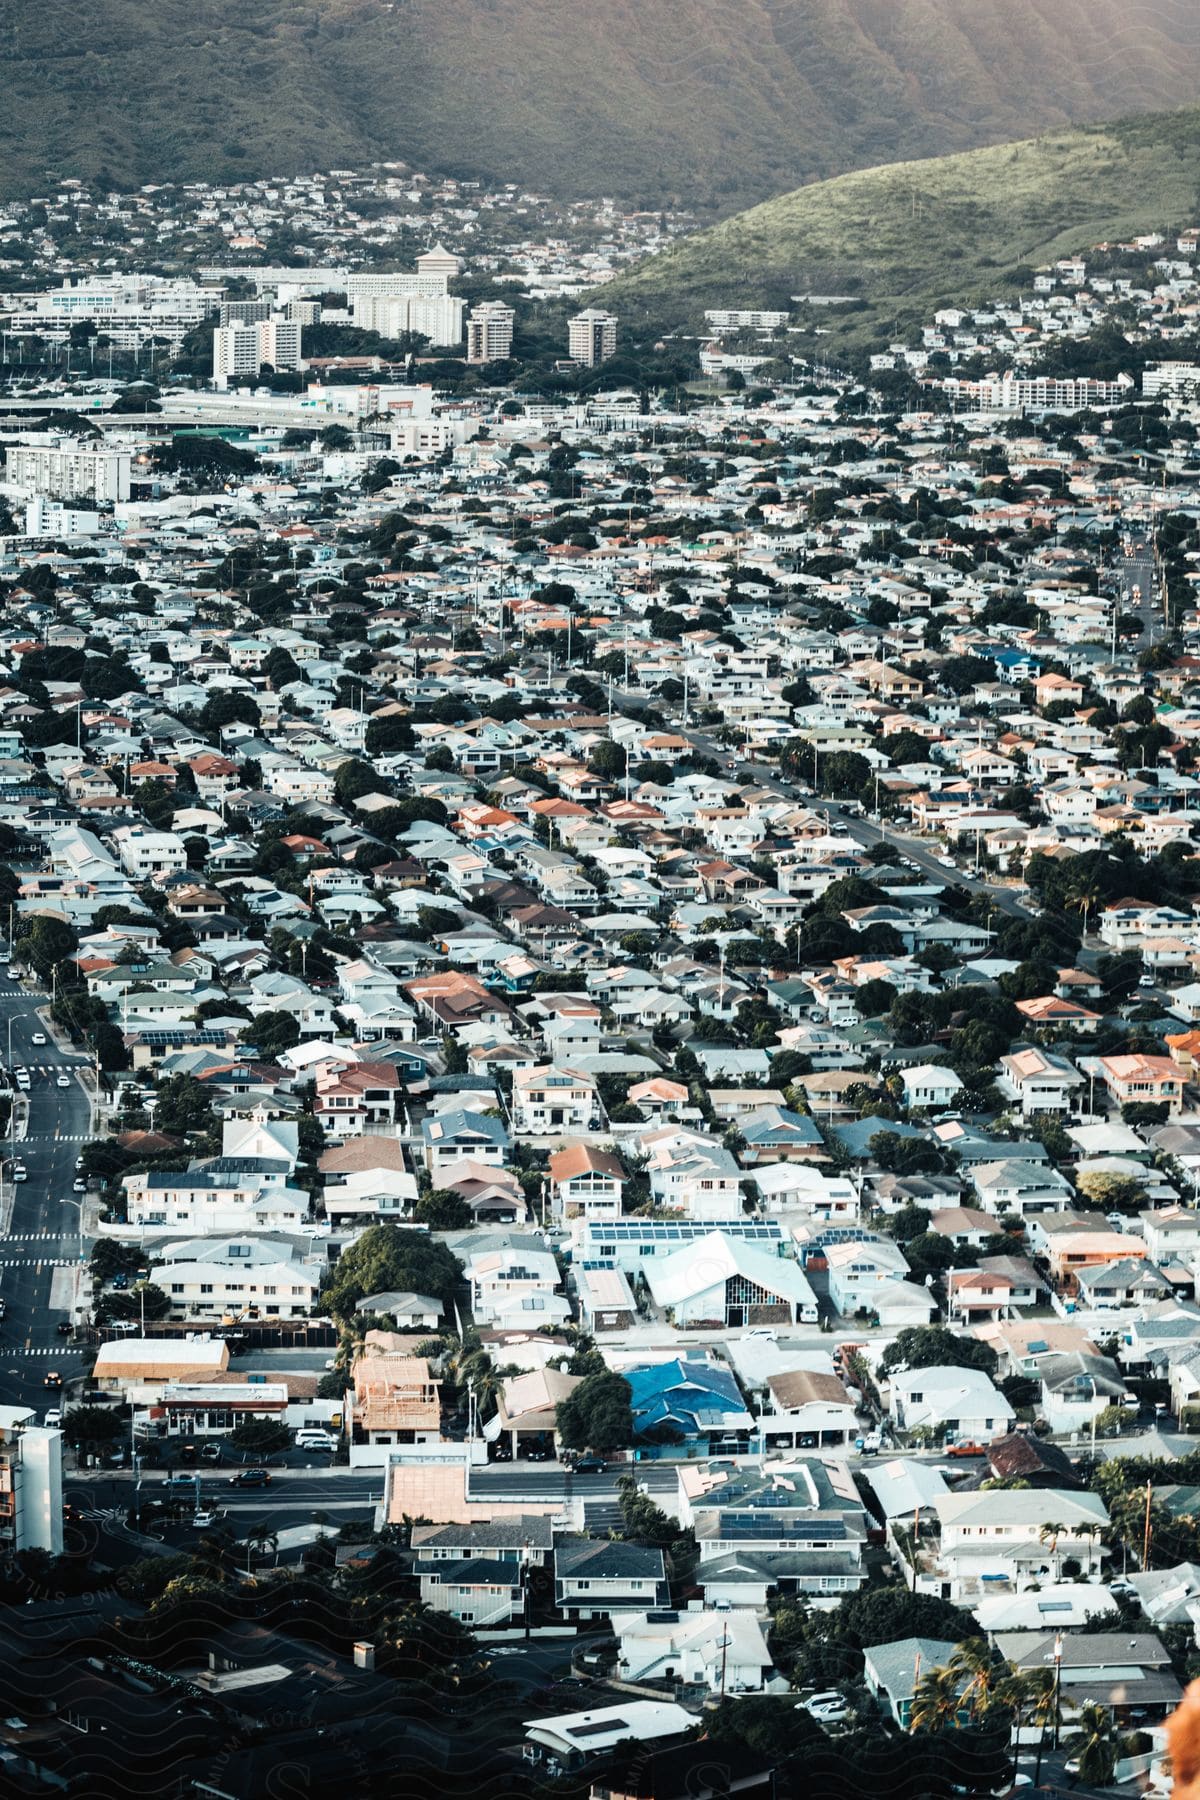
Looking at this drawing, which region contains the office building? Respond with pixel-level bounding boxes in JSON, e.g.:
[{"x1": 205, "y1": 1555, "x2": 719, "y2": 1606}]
[
  {"x1": 466, "y1": 301, "x2": 515, "y2": 364},
  {"x1": 0, "y1": 1409, "x2": 63, "y2": 1555},
  {"x1": 568, "y1": 308, "x2": 618, "y2": 367},
  {"x1": 6, "y1": 442, "x2": 132, "y2": 504},
  {"x1": 212, "y1": 316, "x2": 302, "y2": 385}
]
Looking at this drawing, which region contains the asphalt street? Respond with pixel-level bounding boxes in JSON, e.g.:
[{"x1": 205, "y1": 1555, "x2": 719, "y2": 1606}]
[
  {"x1": 1116, "y1": 534, "x2": 1160, "y2": 646},
  {"x1": 0, "y1": 978, "x2": 93, "y2": 1415}
]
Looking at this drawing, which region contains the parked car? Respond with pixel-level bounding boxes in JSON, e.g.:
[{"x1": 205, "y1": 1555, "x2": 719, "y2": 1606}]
[
  {"x1": 568, "y1": 1456, "x2": 607, "y2": 1475},
  {"x1": 193, "y1": 1510, "x2": 222, "y2": 1528},
  {"x1": 799, "y1": 1692, "x2": 849, "y2": 1723},
  {"x1": 946, "y1": 1440, "x2": 986, "y2": 1458},
  {"x1": 43, "y1": 1410, "x2": 62, "y2": 1428},
  {"x1": 200, "y1": 1444, "x2": 223, "y2": 1463}
]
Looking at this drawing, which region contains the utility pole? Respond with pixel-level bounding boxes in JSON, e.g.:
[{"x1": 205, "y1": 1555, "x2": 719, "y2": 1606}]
[{"x1": 1143, "y1": 1477, "x2": 1154, "y2": 1569}]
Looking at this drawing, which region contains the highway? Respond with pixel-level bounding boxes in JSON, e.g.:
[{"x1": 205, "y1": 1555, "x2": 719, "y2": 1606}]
[{"x1": 0, "y1": 977, "x2": 93, "y2": 1415}]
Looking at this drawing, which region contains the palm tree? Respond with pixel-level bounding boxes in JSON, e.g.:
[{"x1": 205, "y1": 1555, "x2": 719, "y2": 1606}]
[
  {"x1": 1038, "y1": 1520, "x2": 1066, "y2": 1573},
  {"x1": 244, "y1": 1525, "x2": 277, "y2": 1575},
  {"x1": 1025, "y1": 1665, "x2": 1060, "y2": 1786},
  {"x1": 994, "y1": 1669, "x2": 1034, "y2": 1774},
  {"x1": 909, "y1": 1664, "x2": 963, "y2": 1734},
  {"x1": 1068, "y1": 1701, "x2": 1120, "y2": 1786},
  {"x1": 1065, "y1": 876, "x2": 1101, "y2": 940},
  {"x1": 949, "y1": 1638, "x2": 1002, "y2": 1720}
]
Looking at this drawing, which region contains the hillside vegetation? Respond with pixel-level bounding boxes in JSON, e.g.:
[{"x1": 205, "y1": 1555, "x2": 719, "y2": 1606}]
[
  {"x1": 3, "y1": 0, "x2": 1200, "y2": 210},
  {"x1": 600, "y1": 109, "x2": 1200, "y2": 353}
]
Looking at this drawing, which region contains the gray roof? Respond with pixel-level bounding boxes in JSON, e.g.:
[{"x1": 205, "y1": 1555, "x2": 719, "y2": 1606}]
[
  {"x1": 864, "y1": 1637, "x2": 959, "y2": 1703},
  {"x1": 555, "y1": 1539, "x2": 666, "y2": 1579},
  {"x1": 410, "y1": 1517, "x2": 554, "y2": 1553}
]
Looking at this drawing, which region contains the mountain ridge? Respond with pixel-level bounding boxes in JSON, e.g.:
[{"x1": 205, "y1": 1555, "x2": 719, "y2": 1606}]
[
  {"x1": 598, "y1": 107, "x2": 1200, "y2": 356},
  {"x1": 3, "y1": 0, "x2": 1200, "y2": 211}
]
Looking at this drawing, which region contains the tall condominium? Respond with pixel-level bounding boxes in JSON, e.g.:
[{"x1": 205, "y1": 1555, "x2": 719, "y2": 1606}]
[
  {"x1": 212, "y1": 316, "x2": 302, "y2": 385},
  {"x1": 6, "y1": 441, "x2": 132, "y2": 504},
  {"x1": 353, "y1": 291, "x2": 466, "y2": 349},
  {"x1": 466, "y1": 301, "x2": 515, "y2": 364},
  {"x1": 568, "y1": 308, "x2": 618, "y2": 366},
  {"x1": 0, "y1": 1410, "x2": 63, "y2": 1555}
]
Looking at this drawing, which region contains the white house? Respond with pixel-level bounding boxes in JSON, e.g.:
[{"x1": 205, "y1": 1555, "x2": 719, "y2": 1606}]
[
  {"x1": 616, "y1": 1608, "x2": 773, "y2": 1696},
  {"x1": 928, "y1": 1488, "x2": 1108, "y2": 1599},
  {"x1": 899, "y1": 1064, "x2": 964, "y2": 1111},
  {"x1": 887, "y1": 1366, "x2": 1015, "y2": 1442}
]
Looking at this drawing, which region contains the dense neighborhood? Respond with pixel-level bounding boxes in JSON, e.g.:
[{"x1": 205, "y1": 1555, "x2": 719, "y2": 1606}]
[{"x1": 4, "y1": 161, "x2": 1200, "y2": 1800}]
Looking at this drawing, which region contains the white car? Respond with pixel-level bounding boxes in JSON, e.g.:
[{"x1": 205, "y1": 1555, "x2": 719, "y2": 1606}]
[
  {"x1": 30, "y1": 1033, "x2": 45, "y2": 1047},
  {"x1": 799, "y1": 1692, "x2": 849, "y2": 1723},
  {"x1": 56, "y1": 1075, "x2": 71, "y2": 1088},
  {"x1": 43, "y1": 1410, "x2": 62, "y2": 1428},
  {"x1": 12, "y1": 1166, "x2": 25, "y2": 1182},
  {"x1": 193, "y1": 1510, "x2": 221, "y2": 1528}
]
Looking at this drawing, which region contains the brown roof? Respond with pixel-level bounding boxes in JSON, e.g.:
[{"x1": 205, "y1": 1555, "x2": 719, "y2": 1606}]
[
  {"x1": 319, "y1": 1137, "x2": 409, "y2": 1174},
  {"x1": 985, "y1": 1430, "x2": 1081, "y2": 1486},
  {"x1": 548, "y1": 1143, "x2": 627, "y2": 1182},
  {"x1": 766, "y1": 1369, "x2": 853, "y2": 1410}
]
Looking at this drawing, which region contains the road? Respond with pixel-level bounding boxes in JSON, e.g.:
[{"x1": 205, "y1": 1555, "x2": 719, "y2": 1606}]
[
  {"x1": 0, "y1": 979, "x2": 93, "y2": 1415},
  {"x1": 682, "y1": 730, "x2": 1031, "y2": 919},
  {"x1": 1116, "y1": 534, "x2": 1160, "y2": 646}
]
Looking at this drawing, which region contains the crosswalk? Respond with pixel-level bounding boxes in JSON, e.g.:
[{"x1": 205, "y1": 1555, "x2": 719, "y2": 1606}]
[
  {"x1": 20, "y1": 1345, "x2": 84, "y2": 1358},
  {"x1": 19, "y1": 1132, "x2": 89, "y2": 1142},
  {"x1": 0, "y1": 1232, "x2": 82, "y2": 1244},
  {"x1": 8, "y1": 1068, "x2": 81, "y2": 1082},
  {"x1": 0, "y1": 1258, "x2": 79, "y2": 1269}
]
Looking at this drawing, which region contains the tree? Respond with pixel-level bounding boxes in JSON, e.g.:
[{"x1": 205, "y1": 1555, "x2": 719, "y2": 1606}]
[
  {"x1": 588, "y1": 740, "x2": 627, "y2": 782},
  {"x1": 61, "y1": 1405, "x2": 123, "y2": 1450},
  {"x1": 557, "y1": 1370, "x2": 634, "y2": 1452},
  {"x1": 19, "y1": 915, "x2": 78, "y2": 983},
  {"x1": 413, "y1": 1189, "x2": 473, "y2": 1231},
  {"x1": 878, "y1": 1327, "x2": 997, "y2": 1379},
  {"x1": 228, "y1": 1420, "x2": 292, "y2": 1456},
  {"x1": 239, "y1": 1009, "x2": 301, "y2": 1059},
  {"x1": 150, "y1": 1073, "x2": 217, "y2": 1137},
  {"x1": 322, "y1": 1224, "x2": 461, "y2": 1318},
  {"x1": 854, "y1": 978, "x2": 897, "y2": 1018},
  {"x1": 910, "y1": 1664, "x2": 964, "y2": 1733},
  {"x1": 1068, "y1": 1702, "x2": 1119, "y2": 1786}
]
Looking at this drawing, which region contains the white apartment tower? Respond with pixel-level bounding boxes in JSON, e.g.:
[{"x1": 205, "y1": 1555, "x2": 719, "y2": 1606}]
[
  {"x1": 6, "y1": 442, "x2": 132, "y2": 504},
  {"x1": 466, "y1": 301, "x2": 515, "y2": 364},
  {"x1": 569, "y1": 308, "x2": 618, "y2": 367},
  {"x1": 0, "y1": 1410, "x2": 63, "y2": 1555},
  {"x1": 212, "y1": 315, "x2": 302, "y2": 386}
]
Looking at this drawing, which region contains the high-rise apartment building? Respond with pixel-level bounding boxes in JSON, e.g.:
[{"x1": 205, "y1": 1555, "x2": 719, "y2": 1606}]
[
  {"x1": 568, "y1": 308, "x2": 618, "y2": 367},
  {"x1": 6, "y1": 442, "x2": 132, "y2": 504},
  {"x1": 212, "y1": 316, "x2": 302, "y2": 385},
  {"x1": 466, "y1": 301, "x2": 515, "y2": 365},
  {"x1": 0, "y1": 1410, "x2": 63, "y2": 1555},
  {"x1": 353, "y1": 291, "x2": 465, "y2": 348}
]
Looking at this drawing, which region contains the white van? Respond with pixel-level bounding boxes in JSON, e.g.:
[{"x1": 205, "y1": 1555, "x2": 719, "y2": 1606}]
[{"x1": 296, "y1": 1429, "x2": 338, "y2": 1452}]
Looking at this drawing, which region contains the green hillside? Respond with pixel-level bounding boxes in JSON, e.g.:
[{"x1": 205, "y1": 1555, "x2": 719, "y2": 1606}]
[
  {"x1": 3, "y1": 0, "x2": 1200, "y2": 211},
  {"x1": 600, "y1": 109, "x2": 1200, "y2": 352}
]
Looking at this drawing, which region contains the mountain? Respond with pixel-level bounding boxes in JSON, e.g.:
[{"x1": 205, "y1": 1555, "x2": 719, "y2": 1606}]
[
  {"x1": 599, "y1": 108, "x2": 1200, "y2": 354},
  {"x1": 3, "y1": 0, "x2": 1200, "y2": 211}
]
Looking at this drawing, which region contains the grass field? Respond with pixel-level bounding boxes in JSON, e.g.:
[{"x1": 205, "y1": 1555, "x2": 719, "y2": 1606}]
[{"x1": 601, "y1": 107, "x2": 1200, "y2": 355}]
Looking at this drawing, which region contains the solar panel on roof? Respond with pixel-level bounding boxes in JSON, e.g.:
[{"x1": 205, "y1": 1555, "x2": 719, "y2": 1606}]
[{"x1": 570, "y1": 1719, "x2": 628, "y2": 1740}]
